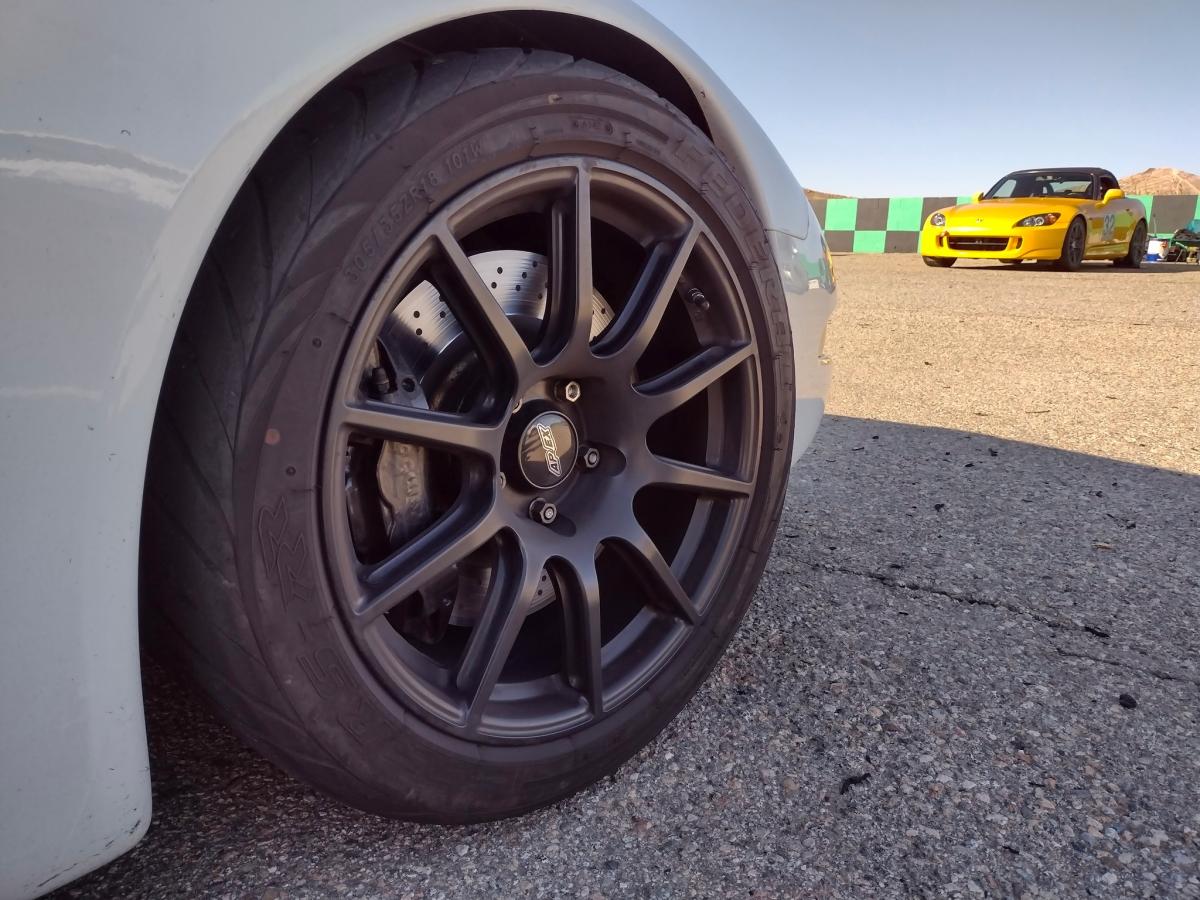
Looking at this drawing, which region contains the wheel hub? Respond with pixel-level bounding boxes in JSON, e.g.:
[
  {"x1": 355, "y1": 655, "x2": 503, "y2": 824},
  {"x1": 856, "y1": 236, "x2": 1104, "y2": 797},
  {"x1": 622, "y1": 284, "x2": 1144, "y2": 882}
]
[{"x1": 514, "y1": 409, "x2": 579, "y2": 490}]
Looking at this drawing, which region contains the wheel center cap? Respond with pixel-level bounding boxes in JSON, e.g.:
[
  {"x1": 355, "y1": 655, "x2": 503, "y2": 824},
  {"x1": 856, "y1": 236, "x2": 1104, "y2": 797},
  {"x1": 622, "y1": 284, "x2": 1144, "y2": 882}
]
[{"x1": 517, "y1": 411, "x2": 578, "y2": 489}]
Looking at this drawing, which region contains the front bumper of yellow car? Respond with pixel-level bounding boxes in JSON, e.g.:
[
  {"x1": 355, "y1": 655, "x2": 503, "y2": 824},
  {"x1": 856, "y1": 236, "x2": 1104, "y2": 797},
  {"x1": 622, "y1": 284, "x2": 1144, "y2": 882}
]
[{"x1": 919, "y1": 223, "x2": 1068, "y2": 261}]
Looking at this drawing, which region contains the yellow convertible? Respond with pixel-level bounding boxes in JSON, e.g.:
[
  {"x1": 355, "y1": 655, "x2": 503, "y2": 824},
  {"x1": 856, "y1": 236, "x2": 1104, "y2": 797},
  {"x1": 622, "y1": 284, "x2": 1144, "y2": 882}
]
[{"x1": 920, "y1": 167, "x2": 1148, "y2": 270}]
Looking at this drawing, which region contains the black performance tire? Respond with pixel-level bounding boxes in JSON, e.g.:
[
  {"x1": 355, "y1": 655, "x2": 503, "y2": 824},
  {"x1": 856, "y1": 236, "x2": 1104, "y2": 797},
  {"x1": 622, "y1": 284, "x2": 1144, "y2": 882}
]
[
  {"x1": 1000, "y1": 259, "x2": 1023, "y2": 265},
  {"x1": 1115, "y1": 220, "x2": 1147, "y2": 269},
  {"x1": 923, "y1": 256, "x2": 956, "y2": 268},
  {"x1": 141, "y1": 49, "x2": 796, "y2": 822},
  {"x1": 1056, "y1": 218, "x2": 1086, "y2": 271}
]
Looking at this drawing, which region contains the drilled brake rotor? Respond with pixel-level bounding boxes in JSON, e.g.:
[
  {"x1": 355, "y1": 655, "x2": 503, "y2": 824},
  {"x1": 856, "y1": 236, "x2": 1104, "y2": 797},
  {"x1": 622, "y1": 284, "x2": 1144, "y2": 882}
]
[
  {"x1": 366, "y1": 250, "x2": 613, "y2": 633},
  {"x1": 381, "y1": 250, "x2": 613, "y2": 379}
]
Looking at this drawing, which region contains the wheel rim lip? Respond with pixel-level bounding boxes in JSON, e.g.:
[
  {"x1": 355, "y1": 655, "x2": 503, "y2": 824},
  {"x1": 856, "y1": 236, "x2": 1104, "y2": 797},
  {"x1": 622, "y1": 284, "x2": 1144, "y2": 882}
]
[{"x1": 317, "y1": 156, "x2": 763, "y2": 744}]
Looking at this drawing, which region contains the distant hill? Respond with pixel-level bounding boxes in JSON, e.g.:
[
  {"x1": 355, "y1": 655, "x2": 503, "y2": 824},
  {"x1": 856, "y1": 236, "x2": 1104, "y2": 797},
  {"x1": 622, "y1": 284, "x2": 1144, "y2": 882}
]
[{"x1": 1121, "y1": 167, "x2": 1200, "y2": 194}]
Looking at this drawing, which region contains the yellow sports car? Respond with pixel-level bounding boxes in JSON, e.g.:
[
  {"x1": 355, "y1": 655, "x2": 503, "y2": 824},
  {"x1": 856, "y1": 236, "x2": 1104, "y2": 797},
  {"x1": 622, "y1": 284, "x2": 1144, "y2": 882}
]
[{"x1": 920, "y1": 167, "x2": 1148, "y2": 270}]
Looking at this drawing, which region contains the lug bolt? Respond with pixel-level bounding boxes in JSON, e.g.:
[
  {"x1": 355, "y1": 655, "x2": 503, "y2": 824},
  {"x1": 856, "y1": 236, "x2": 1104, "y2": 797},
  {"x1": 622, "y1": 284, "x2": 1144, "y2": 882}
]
[
  {"x1": 529, "y1": 498, "x2": 558, "y2": 525},
  {"x1": 557, "y1": 380, "x2": 582, "y2": 403},
  {"x1": 581, "y1": 446, "x2": 601, "y2": 469},
  {"x1": 367, "y1": 366, "x2": 395, "y2": 397}
]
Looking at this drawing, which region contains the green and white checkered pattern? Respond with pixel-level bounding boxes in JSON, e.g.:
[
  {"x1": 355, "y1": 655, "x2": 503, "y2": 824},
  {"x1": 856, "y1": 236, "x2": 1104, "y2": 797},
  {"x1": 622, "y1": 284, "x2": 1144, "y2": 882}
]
[{"x1": 810, "y1": 194, "x2": 1200, "y2": 253}]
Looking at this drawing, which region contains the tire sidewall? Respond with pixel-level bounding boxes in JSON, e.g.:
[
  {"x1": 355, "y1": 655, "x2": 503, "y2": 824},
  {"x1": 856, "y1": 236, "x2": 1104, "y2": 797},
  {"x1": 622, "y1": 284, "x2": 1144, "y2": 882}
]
[{"x1": 235, "y1": 71, "x2": 795, "y2": 817}]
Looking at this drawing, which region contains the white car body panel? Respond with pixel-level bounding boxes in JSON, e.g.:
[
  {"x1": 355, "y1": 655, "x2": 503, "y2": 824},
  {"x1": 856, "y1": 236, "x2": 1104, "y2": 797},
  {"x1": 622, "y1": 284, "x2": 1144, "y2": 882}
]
[{"x1": 0, "y1": 2, "x2": 833, "y2": 895}]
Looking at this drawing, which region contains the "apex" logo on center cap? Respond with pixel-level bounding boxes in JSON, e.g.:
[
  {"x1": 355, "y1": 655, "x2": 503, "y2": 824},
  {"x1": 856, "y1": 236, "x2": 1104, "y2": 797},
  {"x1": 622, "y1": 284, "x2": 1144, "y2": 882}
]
[{"x1": 535, "y1": 422, "x2": 561, "y2": 477}]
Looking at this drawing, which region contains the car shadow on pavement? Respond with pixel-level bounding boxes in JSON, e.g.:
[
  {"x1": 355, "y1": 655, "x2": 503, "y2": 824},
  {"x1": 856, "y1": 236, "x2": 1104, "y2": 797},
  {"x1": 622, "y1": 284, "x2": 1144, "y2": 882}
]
[{"x1": 53, "y1": 415, "x2": 1200, "y2": 899}]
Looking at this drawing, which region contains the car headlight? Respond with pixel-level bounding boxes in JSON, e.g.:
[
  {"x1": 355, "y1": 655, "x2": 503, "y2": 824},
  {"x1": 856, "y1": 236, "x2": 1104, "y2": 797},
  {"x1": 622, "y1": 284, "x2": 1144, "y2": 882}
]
[
  {"x1": 1015, "y1": 213, "x2": 1061, "y2": 227},
  {"x1": 930, "y1": 212, "x2": 946, "y2": 227}
]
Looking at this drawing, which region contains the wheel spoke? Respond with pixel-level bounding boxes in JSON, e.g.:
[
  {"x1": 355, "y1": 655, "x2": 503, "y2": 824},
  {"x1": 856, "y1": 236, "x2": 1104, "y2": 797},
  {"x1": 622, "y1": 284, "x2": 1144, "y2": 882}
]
[
  {"x1": 592, "y1": 222, "x2": 700, "y2": 364},
  {"x1": 338, "y1": 399, "x2": 500, "y2": 456},
  {"x1": 634, "y1": 341, "x2": 753, "y2": 422},
  {"x1": 354, "y1": 503, "x2": 499, "y2": 624},
  {"x1": 457, "y1": 540, "x2": 544, "y2": 731},
  {"x1": 546, "y1": 166, "x2": 594, "y2": 359},
  {"x1": 559, "y1": 554, "x2": 604, "y2": 714},
  {"x1": 325, "y1": 158, "x2": 764, "y2": 741},
  {"x1": 647, "y1": 456, "x2": 753, "y2": 497},
  {"x1": 433, "y1": 226, "x2": 535, "y2": 381},
  {"x1": 614, "y1": 526, "x2": 698, "y2": 625}
]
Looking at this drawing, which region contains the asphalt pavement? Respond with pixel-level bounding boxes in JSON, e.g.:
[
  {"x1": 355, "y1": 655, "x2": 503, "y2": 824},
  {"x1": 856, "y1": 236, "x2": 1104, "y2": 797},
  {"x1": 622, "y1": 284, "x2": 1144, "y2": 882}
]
[{"x1": 54, "y1": 256, "x2": 1200, "y2": 899}]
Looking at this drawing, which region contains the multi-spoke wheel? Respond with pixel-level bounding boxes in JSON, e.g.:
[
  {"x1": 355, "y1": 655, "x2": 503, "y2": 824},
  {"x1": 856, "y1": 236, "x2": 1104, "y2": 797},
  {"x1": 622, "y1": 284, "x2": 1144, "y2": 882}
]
[
  {"x1": 1057, "y1": 217, "x2": 1087, "y2": 271},
  {"x1": 1116, "y1": 220, "x2": 1147, "y2": 269},
  {"x1": 143, "y1": 49, "x2": 795, "y2": 820},
  {"x1": 325, "y1": 159, "x2": 760, "y2": 741}
]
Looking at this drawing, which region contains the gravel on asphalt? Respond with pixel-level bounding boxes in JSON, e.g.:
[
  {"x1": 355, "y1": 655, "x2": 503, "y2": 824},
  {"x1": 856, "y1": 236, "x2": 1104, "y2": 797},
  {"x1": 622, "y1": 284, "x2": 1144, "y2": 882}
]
[{"x1": 53, "y1": 255, "x2": 1200, "y2": 899}]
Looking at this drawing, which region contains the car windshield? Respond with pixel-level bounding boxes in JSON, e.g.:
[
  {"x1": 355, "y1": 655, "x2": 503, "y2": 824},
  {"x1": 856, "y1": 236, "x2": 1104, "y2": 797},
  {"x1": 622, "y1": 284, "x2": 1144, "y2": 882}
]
[{"x1": 984, "y1": 172, "x2": 1095, "y2": 200}]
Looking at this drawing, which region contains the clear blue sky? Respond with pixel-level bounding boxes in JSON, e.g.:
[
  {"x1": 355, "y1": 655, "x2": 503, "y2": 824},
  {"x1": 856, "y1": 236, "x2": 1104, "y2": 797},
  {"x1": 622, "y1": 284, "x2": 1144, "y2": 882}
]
[{"x1": 638, "y1": 0, "x2": 1199, "y2": 197}]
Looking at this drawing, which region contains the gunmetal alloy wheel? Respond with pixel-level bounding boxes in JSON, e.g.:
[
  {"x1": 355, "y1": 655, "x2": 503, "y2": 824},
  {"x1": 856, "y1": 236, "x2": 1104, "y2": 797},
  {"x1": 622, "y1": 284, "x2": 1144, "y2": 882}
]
[
  {"x1": 324, "y1": 159, "x2": 761, "y2": 742},
  {"x1": 1117, "y1": 220, "x2": 1147, "y2": 268},
  {"x1": 142, "y1": 50, "x2": 795, "y2": 821},
  {"x1": 1058, "y1": 217, "x2": 1086, "y2": 271}
]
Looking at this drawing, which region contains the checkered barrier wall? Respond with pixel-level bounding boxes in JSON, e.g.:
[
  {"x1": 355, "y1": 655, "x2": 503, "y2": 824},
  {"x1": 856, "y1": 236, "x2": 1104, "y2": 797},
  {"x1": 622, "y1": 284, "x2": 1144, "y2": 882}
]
[{"x1": 809, "y1": 194, "x2": 1200, "y2": 253}]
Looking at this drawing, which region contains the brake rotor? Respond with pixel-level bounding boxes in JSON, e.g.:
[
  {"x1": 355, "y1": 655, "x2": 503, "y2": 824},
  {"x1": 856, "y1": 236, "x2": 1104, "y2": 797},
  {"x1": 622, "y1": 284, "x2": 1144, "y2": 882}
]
[
  {"x1": 380, "y1": 250, "x2": 613, "y2": 382},
  {"x1": 368, "y1": 251, "x2": 614, "y2": 633}
]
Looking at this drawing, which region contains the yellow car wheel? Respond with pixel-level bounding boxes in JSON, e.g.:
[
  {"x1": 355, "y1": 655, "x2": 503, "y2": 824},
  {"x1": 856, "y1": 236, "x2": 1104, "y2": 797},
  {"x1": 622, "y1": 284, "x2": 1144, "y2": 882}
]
[
  {"x1": 1115, "y1": 221, "x2": 1147, "y2": 269},
  {"x1": 923, "y1": 256, "x2": 955, "y2": 268},
  {"x1": 1056, "y1": 218, "x2": 1086, "y2": 272}
]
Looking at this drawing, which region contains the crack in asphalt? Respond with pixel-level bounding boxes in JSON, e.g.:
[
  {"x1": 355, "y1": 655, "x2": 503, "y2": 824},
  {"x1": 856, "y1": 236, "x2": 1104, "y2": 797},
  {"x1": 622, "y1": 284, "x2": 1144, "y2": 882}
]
[
  {"x1": 812, "y1": 561, "x2": 1199, "y2": 687},
  {"x1": 1053, "y1": 647, "x2": 1200, "y2": 688},
  {"x1": 816, "y1": 561, "x2": 1072, "y2": 629}
]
